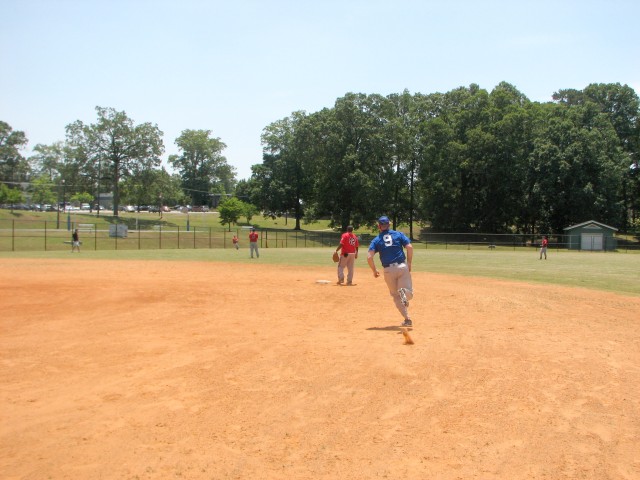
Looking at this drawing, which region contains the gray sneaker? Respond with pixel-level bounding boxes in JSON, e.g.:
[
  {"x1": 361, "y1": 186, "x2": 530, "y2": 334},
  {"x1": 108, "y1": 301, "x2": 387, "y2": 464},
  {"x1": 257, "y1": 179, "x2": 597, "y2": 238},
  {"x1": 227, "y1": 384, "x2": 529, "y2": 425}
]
[
  {"x1": 398, "y1": 288, "x2": 409, "y2": 307},
  {"x1": 401, "y1": 319, "x2": 413, "y2": 328}
]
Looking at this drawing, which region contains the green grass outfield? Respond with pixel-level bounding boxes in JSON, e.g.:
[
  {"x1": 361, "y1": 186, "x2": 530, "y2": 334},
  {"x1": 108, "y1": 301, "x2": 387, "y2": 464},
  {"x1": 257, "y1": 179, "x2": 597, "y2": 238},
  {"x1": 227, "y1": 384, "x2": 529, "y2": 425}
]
[{"x1": 2, "y1": 247, "x2": 638, "y2": 297}]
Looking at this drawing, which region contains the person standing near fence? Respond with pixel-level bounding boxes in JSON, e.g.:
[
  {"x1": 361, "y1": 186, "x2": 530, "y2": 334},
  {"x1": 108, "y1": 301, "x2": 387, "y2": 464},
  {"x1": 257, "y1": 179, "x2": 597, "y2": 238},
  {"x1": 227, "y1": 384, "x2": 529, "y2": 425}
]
[
  {"x1": 540, "y1": 235, "x2": 548, "y2": 260},
  {"x1": 249, "y1": 228, "x2": 259, "y2": 258},
  {"x1": 232, "y1": 234, "x2": 239, "y2": 250},
  {"x1": 335, "y1": 225, "x2": 359, "y2": 285},
  {"x1": 71, "y1": 228, "x2": 81, "y2": 253},
  {"x1": 367, "y1": 216, "x2": 414, "y2": 328}
]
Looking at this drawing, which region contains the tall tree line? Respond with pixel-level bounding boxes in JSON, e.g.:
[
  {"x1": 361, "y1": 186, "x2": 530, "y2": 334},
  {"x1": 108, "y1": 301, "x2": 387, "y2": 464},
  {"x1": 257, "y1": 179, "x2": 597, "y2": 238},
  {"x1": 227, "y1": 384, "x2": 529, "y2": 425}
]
[
  {"x1": 2, "y1": 83, "x2": 638, "y2": 233},
  {"x1": 251, "y1": 82, "x2": 639, "y2": 235},
  {"x1": 0, "y1": 107, "x2": 237, "y2": 214}
]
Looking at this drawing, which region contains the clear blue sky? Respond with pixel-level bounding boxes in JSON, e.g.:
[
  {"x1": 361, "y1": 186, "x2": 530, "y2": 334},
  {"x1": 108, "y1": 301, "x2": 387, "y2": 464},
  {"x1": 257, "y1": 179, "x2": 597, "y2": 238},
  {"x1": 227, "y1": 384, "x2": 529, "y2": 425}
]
[{"x1": 2, "y1": 0, "x2": 639, "y2": 180}]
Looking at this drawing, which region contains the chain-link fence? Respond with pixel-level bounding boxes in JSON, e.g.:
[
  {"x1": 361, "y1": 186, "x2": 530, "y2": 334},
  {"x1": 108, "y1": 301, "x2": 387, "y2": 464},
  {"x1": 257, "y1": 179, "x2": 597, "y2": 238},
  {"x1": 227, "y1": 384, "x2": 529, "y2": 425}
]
[
  {"x1": 1, "y1": 219, "x2": 638, "y2": 252},
  {"x1": 0, "y1": 219, "x2": 343, "y2": 252},
  {"x1": 418, "y1": 232, "x2": 640, "y2": 251}
]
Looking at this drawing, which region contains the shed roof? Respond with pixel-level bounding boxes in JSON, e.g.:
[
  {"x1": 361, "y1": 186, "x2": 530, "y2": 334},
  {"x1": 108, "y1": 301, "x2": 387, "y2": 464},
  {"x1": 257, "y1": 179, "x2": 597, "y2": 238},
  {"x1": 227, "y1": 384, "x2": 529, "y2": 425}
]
[{"x1": 563, "y1": 220, "x2": 618, "y2": 232}]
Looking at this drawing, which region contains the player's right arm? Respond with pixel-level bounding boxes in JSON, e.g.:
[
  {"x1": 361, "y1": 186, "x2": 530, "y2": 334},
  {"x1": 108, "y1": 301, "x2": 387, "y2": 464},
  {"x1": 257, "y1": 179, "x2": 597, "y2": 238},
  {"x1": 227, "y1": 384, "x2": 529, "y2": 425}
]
[{"x1": 405, "y1": 243, "x2": 413, "y2": 272}]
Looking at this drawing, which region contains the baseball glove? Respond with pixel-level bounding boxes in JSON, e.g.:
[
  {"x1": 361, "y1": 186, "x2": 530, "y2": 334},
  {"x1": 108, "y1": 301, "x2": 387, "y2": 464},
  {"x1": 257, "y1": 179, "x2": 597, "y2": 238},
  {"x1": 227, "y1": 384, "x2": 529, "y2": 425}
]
[{"x1": 332, "y1": 251, "x2": 340, "y2": 263}]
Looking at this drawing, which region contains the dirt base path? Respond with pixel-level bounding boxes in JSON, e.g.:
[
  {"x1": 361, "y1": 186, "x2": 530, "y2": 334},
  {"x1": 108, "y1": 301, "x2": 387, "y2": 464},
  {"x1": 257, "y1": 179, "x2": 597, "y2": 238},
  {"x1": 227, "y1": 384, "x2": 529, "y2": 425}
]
[{"x1": 1, "y1": 259, "x2": 639, "y2": 480}]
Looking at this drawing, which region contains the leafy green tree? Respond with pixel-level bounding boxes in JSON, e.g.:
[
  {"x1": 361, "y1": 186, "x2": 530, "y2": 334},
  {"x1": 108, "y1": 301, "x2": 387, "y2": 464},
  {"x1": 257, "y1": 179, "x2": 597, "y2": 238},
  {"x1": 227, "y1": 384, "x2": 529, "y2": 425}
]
[
  {"x1": 479, "y1": 82, "x2": 532, "y2": 232},
  {"x1": 517, "y1": 102, "x2": 559, "y2": 234},
  {"x1": 305, "y1": 93, "x2": 394, "y2": 231},
  {"x1": 630, "y1": 158, "x2": 640, "y2": 228},
  {"x1": 416, "y1": 85, "x2": 495, "y2": 232},
  {"x1": 0, "y1": 121, "x2": 30, "y2": 184},
  {"x1": 248, "y1": 82, "x2": 638, "y2": 236},
  {"x1": 0, "y1": 183, "x2": 24, "y2": 205},
  {"x1": 243, "y1": 201, "x2": 258, "y2": 224},
  {"x1": 29, "y1": 142, "x2": 64, "y2": 181},
  {"x1": 29, "y1": 174, "x2": 57, "y2": 205},
  {"x1": 69, "y1": 192, "x2": 94, "y2": 205},
  {"x1": 415, "y1": 82, "x2": 633, "y2": 235},
  {"x1": 120, "y1": 168, "x2": 182, "y2": 209},
  {"x1": 526, "y1": 101, "x2": 625, "y2": 233},
  {"x1": 415, "y1": 112, "x2": 461, "y2": 231},
  {"x1": 234, "y1": 177, "x2": 259, "y2": 206},
  {"x1": 258, "y1": 111, "x2": 313, "y2": 229},
  {"x1": 169, "y1": 129, "x2": 236, "y2": 207},
  {"x1": 554, "y1": 83, "x2": 639, "y2": 152},
  {"x1": 554, "y1": 83, "x2": 640, "y2": 230},
  {"x1": 218, "y1": 197, "x2": 245, "y2": 231},
  {"x1": 65, "y1": 107, "x2": 164, "y2": 215}
]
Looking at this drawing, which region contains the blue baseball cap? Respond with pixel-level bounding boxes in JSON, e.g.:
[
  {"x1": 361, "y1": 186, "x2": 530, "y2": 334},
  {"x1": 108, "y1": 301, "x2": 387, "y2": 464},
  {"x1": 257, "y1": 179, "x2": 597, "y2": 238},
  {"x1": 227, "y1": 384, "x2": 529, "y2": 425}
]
[{"x1": 378, "y1": 216, "x2": 390, "y2": 224}]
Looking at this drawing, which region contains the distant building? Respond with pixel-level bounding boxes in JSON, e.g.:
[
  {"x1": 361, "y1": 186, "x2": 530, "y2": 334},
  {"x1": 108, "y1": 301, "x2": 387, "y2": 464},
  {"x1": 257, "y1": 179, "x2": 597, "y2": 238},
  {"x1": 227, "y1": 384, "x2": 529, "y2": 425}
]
[{"x1": 563, "y1": 220, "x2": 618, "y2": 251}]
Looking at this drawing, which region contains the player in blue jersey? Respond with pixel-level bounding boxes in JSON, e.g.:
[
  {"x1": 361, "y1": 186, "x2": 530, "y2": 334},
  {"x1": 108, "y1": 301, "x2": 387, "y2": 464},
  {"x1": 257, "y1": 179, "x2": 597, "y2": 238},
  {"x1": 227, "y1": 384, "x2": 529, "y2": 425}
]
[{"x1": 367, "y1": 216, "x2": 414, "y2": 327}]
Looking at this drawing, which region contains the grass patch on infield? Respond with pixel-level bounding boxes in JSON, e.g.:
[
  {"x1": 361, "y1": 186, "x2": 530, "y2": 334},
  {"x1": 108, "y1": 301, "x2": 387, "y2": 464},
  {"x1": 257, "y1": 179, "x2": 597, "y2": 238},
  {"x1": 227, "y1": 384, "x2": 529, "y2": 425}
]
[{"x1": 2, "y1": 247, "x2": 639, "y2": 296}]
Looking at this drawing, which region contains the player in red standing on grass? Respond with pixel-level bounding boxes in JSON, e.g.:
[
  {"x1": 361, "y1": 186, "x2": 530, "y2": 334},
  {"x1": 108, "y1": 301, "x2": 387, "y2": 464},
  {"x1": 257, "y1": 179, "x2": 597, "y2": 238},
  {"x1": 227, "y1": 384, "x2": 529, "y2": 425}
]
[
  {"x1": 540, "y1": 235, "x2": 548, "y2": 260},
  {"x1": 334, "y1": 225, "x2": 359, "y2": 285},
  {"x1": 249, "y1": 228, "x2": 259, "y2": 258}
]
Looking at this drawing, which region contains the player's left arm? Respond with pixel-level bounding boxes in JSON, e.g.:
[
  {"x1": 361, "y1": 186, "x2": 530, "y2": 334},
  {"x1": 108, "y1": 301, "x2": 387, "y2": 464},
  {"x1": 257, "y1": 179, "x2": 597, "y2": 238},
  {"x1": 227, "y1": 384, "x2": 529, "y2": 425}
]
[{"x1": 405, "y1": 243, "x2": 413, "y2": 272}]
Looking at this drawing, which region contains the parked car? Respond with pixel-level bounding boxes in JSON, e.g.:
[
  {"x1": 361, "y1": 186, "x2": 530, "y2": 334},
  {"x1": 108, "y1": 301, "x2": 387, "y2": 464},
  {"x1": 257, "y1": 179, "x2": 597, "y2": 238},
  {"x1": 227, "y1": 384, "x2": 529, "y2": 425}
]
[{"x1": 191, "y1": 205, "x2": 210, "y2": 212}]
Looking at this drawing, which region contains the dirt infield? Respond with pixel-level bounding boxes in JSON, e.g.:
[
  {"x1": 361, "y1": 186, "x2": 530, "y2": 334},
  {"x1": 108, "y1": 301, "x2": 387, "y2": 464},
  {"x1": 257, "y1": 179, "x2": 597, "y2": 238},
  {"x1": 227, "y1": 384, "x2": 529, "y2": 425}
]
[{"x1": 1, "y1": 258, "x2": 639, "y2": 480}]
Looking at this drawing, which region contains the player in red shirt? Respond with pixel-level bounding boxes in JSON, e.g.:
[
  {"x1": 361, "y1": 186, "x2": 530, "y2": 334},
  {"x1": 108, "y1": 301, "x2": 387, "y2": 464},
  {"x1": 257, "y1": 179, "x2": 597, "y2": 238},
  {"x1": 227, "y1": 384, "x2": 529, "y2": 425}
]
[
  {"x1": 539, "y1": 235, "x2": 548, "y2": 260},
  {"x1": 249, "y1": 229, "x2": 259, "y2": 258},
  {"x1": 334, "y1": 225, "x2": 359, "y2": 285}
]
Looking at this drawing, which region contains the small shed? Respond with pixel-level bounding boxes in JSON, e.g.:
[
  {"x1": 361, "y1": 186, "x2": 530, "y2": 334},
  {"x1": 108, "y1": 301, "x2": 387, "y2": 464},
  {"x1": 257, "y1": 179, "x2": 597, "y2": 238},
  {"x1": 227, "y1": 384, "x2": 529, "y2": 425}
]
[{"x1": 563, "y1": 220, "x2": 618, "y2": 251}]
